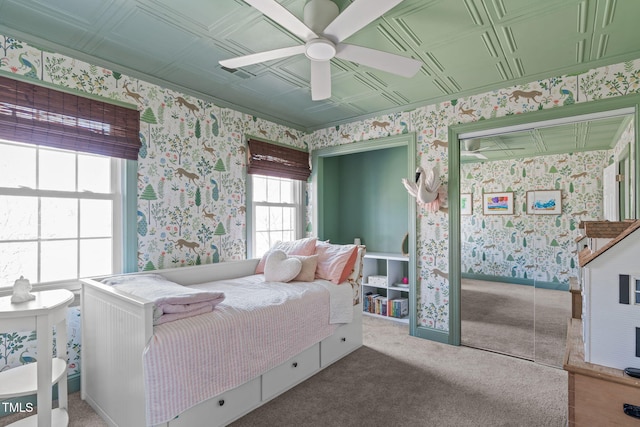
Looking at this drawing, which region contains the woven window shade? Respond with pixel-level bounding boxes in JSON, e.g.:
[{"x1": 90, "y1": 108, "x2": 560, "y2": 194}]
[
  {"x1": 247, "y1": 139, "x2": 310, "y2": 181},
  {"x1": 0, "y1": 75, "x2": 141, "y2": 160}
]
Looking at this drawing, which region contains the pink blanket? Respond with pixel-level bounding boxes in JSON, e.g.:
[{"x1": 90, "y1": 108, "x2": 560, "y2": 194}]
[{"x1": 102, "y1": 274, "x2": 225, "y2": 325}]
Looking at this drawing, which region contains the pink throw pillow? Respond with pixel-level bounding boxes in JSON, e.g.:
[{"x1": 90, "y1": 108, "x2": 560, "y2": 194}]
[
  {"x1": 315, "y1": 242, "x2": 358, "y2": 284},
  {"x1": 255, "y1": 237, "x2": 317, "y2": 274}
]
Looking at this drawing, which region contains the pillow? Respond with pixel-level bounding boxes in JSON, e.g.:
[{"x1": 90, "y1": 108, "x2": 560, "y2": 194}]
[
  {"x1": 347, "y1": 245, "x2": 366, "y2": 286},
  {"x1": 291, "y1": 254, "x2": 319, "y2": 282},
  {"x1": 255, "y1": 237, "x2": 317, "y2": 274},
  {"x1": 315, "y1": 242, "x2": 358, "y2": 284},
  {"x1": 264, "y1": 250, "x2": 302, "y2": 282}
]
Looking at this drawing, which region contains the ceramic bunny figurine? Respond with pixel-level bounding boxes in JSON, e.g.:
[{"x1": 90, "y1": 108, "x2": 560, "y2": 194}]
[{"x1": 11, "y1": 276, "x2": 35, "y2": 303}]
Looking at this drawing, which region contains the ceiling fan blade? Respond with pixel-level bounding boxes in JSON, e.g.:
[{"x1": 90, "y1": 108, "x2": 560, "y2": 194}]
[
  {"x1": 335, "y1": 44, "x2": 422, "y2": 78},
  {"x1": 310, "y1": 60, "x2": 331, "y2": 101},
  {"x1": 243, "y1": 0, "x2": 317, "y2": 41},
  {"x1": 323, "y1": 0, "x2": 404, "y2": 43},
  {"x1": 219, "y1": 45, "x2": 306, "y2": 68}
]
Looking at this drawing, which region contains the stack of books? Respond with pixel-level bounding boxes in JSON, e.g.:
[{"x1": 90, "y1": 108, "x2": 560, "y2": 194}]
[
  {"x1": 363, "y1": 292, "x2": 387, "y2": 316},
  {"x1": 389, "y1": 298, "x2": 408, "y2": 318}
]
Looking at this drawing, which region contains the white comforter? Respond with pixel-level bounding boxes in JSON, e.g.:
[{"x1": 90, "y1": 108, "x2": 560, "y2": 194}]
[{"x1": 142, "y1": 274, "x2": 353, "y2": 425}]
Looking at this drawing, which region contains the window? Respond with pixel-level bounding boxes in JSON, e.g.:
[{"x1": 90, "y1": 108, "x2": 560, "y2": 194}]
[
  {"x1": 635, "y1": 277, "x2": 640, "y2": 305},
  {"x1": 0, "y1": 139, "x2": 123, "y2": 287},
  {"x1": 245, "y1": 138, "x2": 310, "y2": 259},
  {"x1": 248, "y1": 175, "x2": 304, "y2": 258}
]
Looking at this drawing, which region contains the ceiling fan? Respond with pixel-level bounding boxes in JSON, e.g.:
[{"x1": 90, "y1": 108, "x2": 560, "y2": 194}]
[
  {"x1": 219, "y1": 0, "x2": 423, "y2": 101},
  {"x1": 461, "y1": 139, "x2": 525, "y2": 160}
]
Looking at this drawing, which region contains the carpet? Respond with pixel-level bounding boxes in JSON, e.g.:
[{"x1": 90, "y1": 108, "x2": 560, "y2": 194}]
[
  {"x1": 0, "y1": 315, "x2": 568, "y2": 427},
  {"x1": 461, "y1": 278, "x2": 571, "y2": 367}
]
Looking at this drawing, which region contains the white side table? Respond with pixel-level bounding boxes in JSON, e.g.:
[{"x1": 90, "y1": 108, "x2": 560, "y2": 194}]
[{"x1": 0, "y1": 289, "x2": 74, "y2": 427}]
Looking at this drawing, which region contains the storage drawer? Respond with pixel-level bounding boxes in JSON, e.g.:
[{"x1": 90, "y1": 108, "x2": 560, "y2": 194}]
[
  {"x1": 320, "y1": 320, "x2": 362, "y2": 367},
  {"x1": 169, "y1": 377, "x2": 261, "y2": 427},
  {"x1": 571, "y1": 373, "x2": 640, "y2": 426},
  {"x1": 262, "y1": 343, "x2": 320, "y2": 401}
]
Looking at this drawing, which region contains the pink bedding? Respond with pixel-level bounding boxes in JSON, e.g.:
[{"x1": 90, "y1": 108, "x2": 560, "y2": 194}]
[{"x1": 142, "y1": 274, "x2": 351, "y2": 425}]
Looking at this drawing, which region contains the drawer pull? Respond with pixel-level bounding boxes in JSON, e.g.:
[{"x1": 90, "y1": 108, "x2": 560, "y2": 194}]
[
  {"x1": 292, "y1": 362, "x2": 298, "y2": 368},
  {"x1": 624, "y1": 403, "x2": 640, "y2": 418},
  {"x1": 218, "y1": 399, "x2": 225, "y2": 407},
  {"x1": 341, "y1": 337, "x2": 346, "y2": 342}
]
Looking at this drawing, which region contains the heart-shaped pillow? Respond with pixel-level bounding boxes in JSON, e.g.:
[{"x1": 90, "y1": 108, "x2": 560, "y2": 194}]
[{"x1": 264, "y1": 250, "x2": 302, "y2": 282}]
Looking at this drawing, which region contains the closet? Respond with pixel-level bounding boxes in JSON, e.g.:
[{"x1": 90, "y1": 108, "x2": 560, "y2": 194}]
[{"x1": 312, "y1": 134, "x2": 417, "y2": 334}]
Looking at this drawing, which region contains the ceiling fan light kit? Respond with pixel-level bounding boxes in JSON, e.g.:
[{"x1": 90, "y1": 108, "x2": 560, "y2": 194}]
[
  {"x1": 305, "y1": 38, "x2": 336, "y2": 61},
  {"x1": 220, "y1": 0, "x2": 422, "y2": 101}
]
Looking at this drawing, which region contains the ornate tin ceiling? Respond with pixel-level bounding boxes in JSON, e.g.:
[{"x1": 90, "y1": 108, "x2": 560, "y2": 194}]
[{"x1": 0, "y1": 0, "x2": 639, "y2": 131}]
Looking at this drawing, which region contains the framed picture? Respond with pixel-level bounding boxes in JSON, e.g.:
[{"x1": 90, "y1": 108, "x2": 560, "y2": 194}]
[
  {"x1": 482, "y1": 191, "x2": 514, "y2": 215},
  {"x1": 460, "y1": 193, "x2": 472, "y2": 215},
  {"x1": 526, "y1": 190, "x2": 562, "y2": 214}
]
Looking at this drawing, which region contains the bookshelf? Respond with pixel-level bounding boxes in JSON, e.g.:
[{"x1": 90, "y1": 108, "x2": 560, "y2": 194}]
[{"x1": 362, "y1": 252, "x2": 410, "y2": 324}]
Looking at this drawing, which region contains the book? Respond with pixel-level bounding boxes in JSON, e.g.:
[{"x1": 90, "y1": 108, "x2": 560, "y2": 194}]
[{"x1": 390, "y1": 298, "x2": 408, "y2": 318}]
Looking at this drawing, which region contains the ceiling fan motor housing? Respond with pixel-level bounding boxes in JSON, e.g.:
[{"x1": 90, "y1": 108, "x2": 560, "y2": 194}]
[{"x1": 304, "y1": 0, "x2": 339, "y2": 34}]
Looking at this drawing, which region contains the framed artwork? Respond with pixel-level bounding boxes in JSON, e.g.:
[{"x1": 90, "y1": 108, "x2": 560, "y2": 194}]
[
  {"x1": 460, "y1": 193, "x2": 472, "y2": 215},
  {"x1": 526, "y1": 190, "x2": 562, "y2": 214},
  {"x1": 482, "y1": 191, "x2": 514, "y2": 215}
]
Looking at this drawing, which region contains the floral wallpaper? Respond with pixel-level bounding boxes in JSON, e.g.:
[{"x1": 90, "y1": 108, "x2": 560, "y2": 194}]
[
  {"x1": 0, "y1": 34, "x2": 306, "y2": 375},
  {"x1": 304, "y1": 61, "x2": 640, "y2": 331},
  {"x1": 1, "y1": 31, "x2": 640, "y2": 376},
  {"x1": 460, "y1": 150, "x2": 610, "y2": 288}
]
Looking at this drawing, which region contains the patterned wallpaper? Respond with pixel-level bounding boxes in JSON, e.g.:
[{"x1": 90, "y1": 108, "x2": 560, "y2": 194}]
[
  {"x1": 304, "y1": 62, "x2": 640, "y2": 331},
  {"x1": 1, "y1": 32, "x2": 640, "y2": 374},
  {"x1": 460, "y1": 151, "x2": 610, "y2": 287},
  {"x1": 0, "y1": 34, "x2": 307, "y2": 376}
]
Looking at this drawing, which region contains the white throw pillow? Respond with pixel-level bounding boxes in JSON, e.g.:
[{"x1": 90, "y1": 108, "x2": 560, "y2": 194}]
[{"x1": 264, "y1": 250, "x2": 302, "y2": 282}]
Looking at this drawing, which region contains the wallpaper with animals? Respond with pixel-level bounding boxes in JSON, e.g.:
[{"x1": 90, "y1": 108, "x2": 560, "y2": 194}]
[
  {"x1": 459, "y1": 150, "x2": 610, "y2": 288},
  {"x1": 1, "y1": 32, "x2": 640, "y2": 375},
  {"x1": 304, "y1": 62, "x2": 640, "y2": 331}
]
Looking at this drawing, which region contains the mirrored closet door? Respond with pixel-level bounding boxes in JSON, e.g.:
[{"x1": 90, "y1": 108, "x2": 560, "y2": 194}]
[{"x1": 459, "y1": 112, "x2": 635, "y2": 366}]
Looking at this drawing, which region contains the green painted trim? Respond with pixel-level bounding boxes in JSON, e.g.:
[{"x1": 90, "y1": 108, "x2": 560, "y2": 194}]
[
  {"x1": 0, "y1": 69, "x2": 138, "y2": 110},
  {"x1": 461, "y1": 273, "x2": 569, "y2": 291},
  {"x1": 246, "y1": 175, "x2": 254, "y2": 258},
  {"x1": 414, "y1": 325, "x2": 450, "y2": 344},
  {"x1": 122, "y1": 160, "x2": 139, "y2": 273},
  {"x1": 0, "y1": 373, "x2": 80, "y2": 417},
  {"x1": 449, "y1": 93, "x2": 640, "y2": 348},
  {"x1": 313, "y1": 133, "x2": 417, "y2": 336}
]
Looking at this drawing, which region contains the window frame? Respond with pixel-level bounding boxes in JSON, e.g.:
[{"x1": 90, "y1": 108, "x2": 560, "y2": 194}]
[
  {"x1": 246, "y1": 174, "x2": 305, "y2": 259},
  {"x1": 0, "y1": 140, "x2": 133, "y2": 293},
  {"x1": 633, "y1": 275, "x2": 640, "y2": 305}
]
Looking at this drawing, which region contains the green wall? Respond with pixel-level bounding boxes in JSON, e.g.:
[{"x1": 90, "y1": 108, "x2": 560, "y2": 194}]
[{"x1": 321, "y1": 146, "x2": 408, "y2": 252}]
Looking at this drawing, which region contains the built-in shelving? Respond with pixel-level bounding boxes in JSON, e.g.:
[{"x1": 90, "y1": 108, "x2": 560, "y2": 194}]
[{"x1": 362, "y1": 252, "x2": 410, "y2": 324}]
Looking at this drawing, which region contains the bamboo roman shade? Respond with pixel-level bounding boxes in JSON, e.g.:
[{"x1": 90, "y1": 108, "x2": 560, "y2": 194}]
[
  {"x1": 0, "y1": 75, "x2": 141, "y2": 160},
  {"x1": 247, "y1": 139, "x2": 311, "y2": 181}
]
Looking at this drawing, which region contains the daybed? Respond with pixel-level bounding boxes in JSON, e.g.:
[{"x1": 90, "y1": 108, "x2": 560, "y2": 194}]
[{"x1": 80, "y1": 244, "x2": 364, "y2": 427}]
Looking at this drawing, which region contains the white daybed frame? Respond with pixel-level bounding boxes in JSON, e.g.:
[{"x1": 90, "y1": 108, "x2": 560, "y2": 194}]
[{"x1": 81, "y1": 259, "x2": 363, "y2": 427}]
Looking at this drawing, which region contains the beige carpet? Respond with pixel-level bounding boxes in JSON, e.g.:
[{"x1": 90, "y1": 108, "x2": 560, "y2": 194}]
[
  {"x1": 1, "y1": 315, "x2": 568, "y2": 427},
  {"x1": 461, "y1": 278, "x2": 571, "y2": 367}
]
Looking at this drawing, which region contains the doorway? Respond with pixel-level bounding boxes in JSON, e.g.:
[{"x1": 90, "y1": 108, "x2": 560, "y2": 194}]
[{"x1": 312, "y1": 133, "x2": 418, "y2": 335}]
